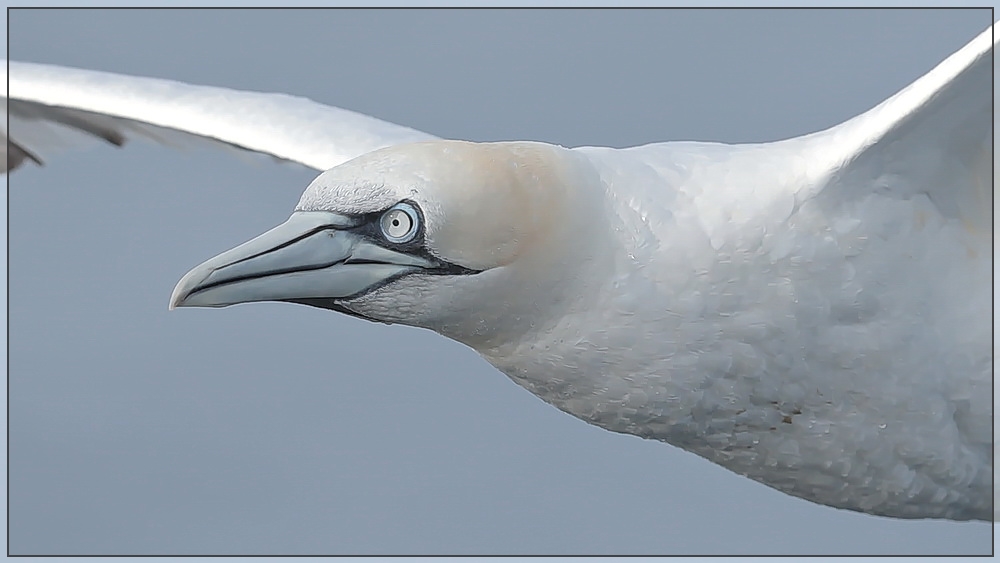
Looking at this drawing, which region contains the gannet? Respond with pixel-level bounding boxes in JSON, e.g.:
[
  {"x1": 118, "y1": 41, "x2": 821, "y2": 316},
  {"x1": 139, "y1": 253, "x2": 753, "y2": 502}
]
[{"x1": 5, "y1": 23, "x2": 994, "y2": 523}]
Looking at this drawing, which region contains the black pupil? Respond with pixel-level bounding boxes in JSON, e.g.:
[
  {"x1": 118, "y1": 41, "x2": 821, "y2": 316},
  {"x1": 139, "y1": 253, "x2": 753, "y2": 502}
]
[{"x1": 392, "y1": 219, "x2": 400, "y2": 227}]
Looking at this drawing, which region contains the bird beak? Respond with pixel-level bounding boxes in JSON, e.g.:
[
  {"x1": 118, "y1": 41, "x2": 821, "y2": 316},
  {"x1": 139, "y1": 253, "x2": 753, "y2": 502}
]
[{"x1": 169, "y1": 211, "x2": 431, "y2": 309}]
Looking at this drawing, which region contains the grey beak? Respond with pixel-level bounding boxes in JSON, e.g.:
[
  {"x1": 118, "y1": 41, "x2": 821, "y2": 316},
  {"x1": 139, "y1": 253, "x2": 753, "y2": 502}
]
[{"x1": 169, "y1": 211, "x2": 430, "y2": 309}]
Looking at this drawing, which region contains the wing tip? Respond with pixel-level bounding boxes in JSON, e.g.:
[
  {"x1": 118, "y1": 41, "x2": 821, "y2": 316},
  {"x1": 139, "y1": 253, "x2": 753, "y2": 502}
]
[{"x1": 5, "y1": 138, "x2": 44, "y2": 173}]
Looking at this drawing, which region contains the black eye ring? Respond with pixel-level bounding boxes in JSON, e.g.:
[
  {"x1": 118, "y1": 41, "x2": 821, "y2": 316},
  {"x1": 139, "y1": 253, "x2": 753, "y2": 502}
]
[{"x1": 379, "y1": 202, "x2": 420, "y2": 244}]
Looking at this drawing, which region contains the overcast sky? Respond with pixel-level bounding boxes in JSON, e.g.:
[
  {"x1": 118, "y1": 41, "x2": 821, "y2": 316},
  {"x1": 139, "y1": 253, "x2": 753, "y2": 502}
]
[{"x1": 7, "y1": 8, "x2": 993, "y2": 556}]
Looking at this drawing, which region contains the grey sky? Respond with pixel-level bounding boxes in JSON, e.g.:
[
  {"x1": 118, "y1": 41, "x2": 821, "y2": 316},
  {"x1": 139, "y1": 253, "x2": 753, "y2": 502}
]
[{"x1": 8, "y1": 8, "x2": 992, "y2": 556}]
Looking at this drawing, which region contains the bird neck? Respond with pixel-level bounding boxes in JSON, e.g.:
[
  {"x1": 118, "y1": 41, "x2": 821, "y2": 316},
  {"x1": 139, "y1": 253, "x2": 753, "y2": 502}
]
[{"x1": 472, "y1": 143, "x2": 798, "y2": 434}]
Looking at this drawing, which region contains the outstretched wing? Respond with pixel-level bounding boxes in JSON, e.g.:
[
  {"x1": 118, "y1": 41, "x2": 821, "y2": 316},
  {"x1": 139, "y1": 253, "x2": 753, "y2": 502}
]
[
  {"x1": 802, "y1": 22, "x2": 994, "y2": 234},
  {"x1": 4, "y1": 61, "x2": 438, "y2": 173}
]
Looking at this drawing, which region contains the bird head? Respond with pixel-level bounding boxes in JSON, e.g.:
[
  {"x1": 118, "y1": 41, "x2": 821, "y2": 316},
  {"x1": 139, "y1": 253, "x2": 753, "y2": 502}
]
[{"x1": 170, "y1": 140, "x2": 612, "y2": 351}]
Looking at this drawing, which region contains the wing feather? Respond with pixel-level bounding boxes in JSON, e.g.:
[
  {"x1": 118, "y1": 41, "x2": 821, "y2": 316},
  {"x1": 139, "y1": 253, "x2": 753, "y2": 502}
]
[
  {"x1": 803, "y1": 22, "x2": 995, "y2": 233},
  {"x1": 3, "y1": 61, "x2": 438, "y2": 173}
]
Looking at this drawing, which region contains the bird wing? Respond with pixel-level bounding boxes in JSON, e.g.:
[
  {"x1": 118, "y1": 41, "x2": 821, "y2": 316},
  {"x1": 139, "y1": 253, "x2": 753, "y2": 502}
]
[
  {"x1": 3, "y1": 61, "x2": 438, "y2": 173},
  {"x1": 799, "y1": 22, "x2": 994, "y2": 234}
]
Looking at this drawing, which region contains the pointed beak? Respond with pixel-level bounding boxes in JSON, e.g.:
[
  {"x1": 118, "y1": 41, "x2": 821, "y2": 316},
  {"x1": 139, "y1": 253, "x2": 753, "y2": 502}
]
[{"x1": 169, "y1": 211, "x2": 431, "y2": 310}]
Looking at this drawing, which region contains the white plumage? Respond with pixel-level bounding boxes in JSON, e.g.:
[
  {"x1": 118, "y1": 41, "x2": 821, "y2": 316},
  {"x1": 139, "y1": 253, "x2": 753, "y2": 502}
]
[{"x1": 6, "y1": 21, "x2": 993, "y2": 523}]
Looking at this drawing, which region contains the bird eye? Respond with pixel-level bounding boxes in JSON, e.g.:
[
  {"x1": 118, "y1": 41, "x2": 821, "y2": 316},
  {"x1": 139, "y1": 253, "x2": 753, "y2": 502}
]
[{"x1": 379, "y1": 202, "x2": 419, "y2": 243}]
